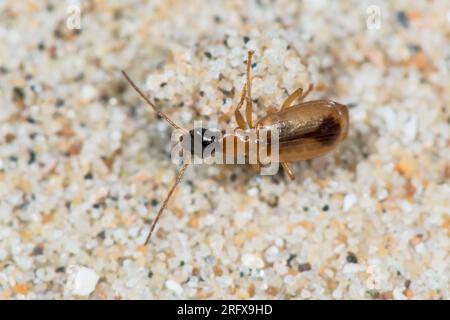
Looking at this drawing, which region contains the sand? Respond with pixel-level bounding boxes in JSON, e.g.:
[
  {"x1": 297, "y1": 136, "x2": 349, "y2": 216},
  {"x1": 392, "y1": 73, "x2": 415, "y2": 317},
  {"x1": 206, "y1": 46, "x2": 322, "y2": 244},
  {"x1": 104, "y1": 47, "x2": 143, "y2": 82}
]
[{"x1": 0, "y1": 0, "x2": 448, "y2": 299}]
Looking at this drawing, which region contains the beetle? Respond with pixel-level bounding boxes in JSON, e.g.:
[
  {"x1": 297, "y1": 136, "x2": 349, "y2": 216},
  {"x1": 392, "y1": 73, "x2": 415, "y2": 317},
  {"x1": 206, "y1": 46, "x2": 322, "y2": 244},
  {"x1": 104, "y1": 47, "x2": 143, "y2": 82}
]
[{"x1": 122, "y1": 51, "x2": 349, "y2": 245}]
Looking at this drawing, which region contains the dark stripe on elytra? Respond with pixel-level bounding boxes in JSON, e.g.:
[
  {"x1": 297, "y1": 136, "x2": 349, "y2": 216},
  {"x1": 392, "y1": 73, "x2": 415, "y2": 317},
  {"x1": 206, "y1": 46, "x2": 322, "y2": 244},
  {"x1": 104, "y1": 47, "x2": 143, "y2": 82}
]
[{"x1": 283, "y1": 116, "x2": 341, "y2": 146}]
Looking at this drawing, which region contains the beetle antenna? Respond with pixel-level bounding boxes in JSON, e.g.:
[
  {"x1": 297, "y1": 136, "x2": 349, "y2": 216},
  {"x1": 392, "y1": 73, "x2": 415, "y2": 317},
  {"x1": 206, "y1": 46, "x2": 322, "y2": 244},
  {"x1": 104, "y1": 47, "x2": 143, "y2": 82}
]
[
  {"x1": 144, "y1": 161, "x2": 190, "y2": 245},
  {"x1": 121, "y1": 70, "x2": 187, "y2": 133}
]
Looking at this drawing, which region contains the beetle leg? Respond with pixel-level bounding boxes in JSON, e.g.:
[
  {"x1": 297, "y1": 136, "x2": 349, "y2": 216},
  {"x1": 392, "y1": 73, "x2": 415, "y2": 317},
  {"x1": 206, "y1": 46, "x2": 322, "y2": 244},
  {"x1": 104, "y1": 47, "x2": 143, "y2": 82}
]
[
  {"x1": 245, "y1": 51, "x2": 254, "y2": 128},
  {"x1": 232, "y1": 84, "x2": 248, "y2": 129},
  {"x1": 252, "y1": 164, "x2": 261, "y2": 174},
  {"x1": 281, "y1": 88, "x2": 303, "y2": 110},
  {"x1": 280, "y1": 84, "x2": 314, "y2": 110},
  {"x1": 235, "y1": 110, "x2": 247, "y2": 130},
  {"x1": 298, "y1": 84, "x2": 313, "y2": 103},
  {"x1": 281, "y1": 162, "x2": 295, "y2": 180}
]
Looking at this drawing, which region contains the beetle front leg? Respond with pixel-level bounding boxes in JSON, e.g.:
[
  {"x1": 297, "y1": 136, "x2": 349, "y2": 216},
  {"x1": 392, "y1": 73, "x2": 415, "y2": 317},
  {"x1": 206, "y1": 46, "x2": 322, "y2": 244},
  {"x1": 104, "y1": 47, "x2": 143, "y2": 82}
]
[
  {"x1": 232, "y1": 84, "x2": 248, "y2": 129},
  {"x1": 245, "y1": 51, "x2": 254, "y2": 128}
]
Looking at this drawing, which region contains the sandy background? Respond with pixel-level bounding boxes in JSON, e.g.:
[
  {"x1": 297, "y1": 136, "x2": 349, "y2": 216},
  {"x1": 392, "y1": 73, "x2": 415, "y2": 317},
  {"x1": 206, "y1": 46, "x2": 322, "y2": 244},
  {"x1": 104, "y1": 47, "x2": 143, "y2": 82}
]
[{"x1": 0, "y1": 0, "x2": 449, "y2": 299}]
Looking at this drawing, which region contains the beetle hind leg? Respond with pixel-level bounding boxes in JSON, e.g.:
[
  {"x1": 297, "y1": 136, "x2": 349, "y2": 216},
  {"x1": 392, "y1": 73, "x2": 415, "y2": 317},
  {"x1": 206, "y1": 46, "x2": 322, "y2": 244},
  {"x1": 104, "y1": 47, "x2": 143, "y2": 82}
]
[
  {"x1": 251, "y1": 164, "x2": 261, "y2": 174},
  {"x1": 281, "y1": 162, "x2": 295, "y2": 180}
]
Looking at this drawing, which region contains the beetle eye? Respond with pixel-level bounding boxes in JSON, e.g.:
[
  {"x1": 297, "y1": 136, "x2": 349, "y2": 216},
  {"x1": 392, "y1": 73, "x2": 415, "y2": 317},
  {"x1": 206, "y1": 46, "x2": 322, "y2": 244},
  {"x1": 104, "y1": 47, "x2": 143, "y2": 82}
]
[{"x1": 185, "y1": 127, "x2": 220, "y2": 158}]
